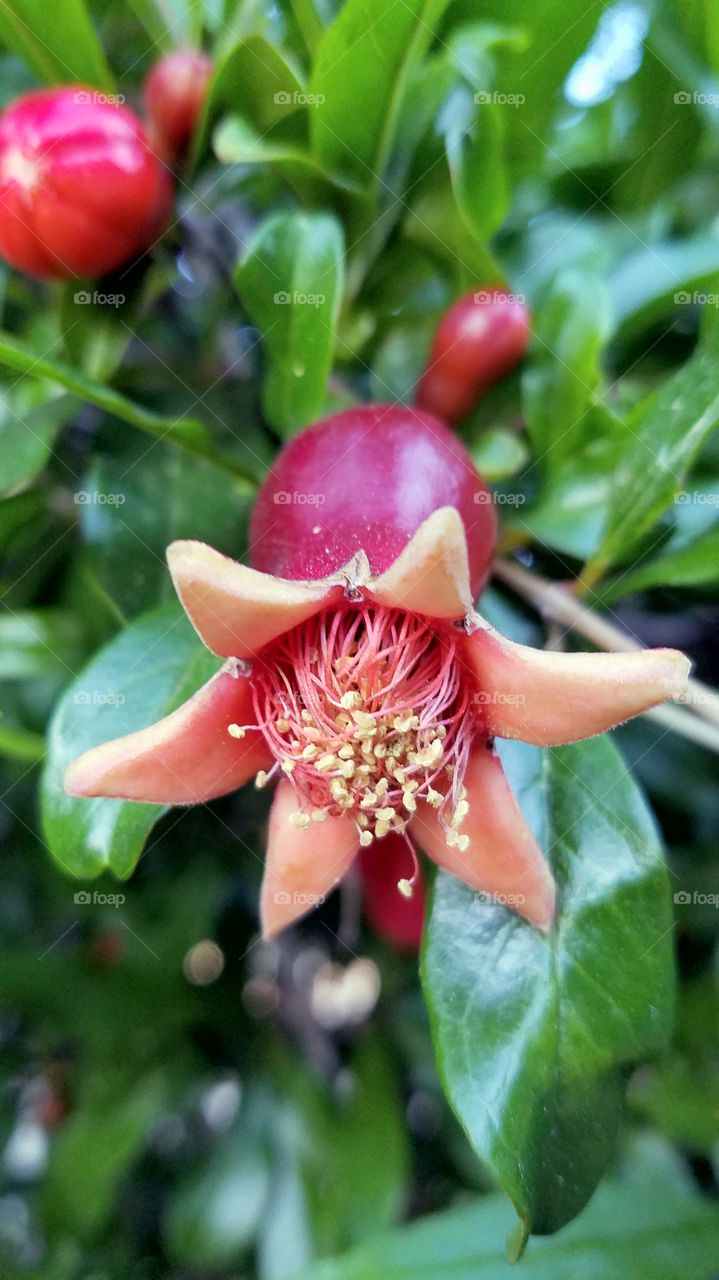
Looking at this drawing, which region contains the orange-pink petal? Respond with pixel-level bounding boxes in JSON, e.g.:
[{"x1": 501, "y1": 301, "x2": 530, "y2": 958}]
[
  {"x1": 64, "y1": 661, "x2": 271, "y2": 804},
  {"x1": 368, "y1": 508, "x2": 472, "y2": 619},
  {"x1": 260, "y1": 779, "x2": 358, "y2": 937},
  {"x1": 167, "y1": 540, "x2": 343, "y2": 658},
  {"x1": 412, "y1": 743, "x2": 555, "y2": 931},
  {"x1": 462, "y1": 627, "x2": 690, "y2": 746}
]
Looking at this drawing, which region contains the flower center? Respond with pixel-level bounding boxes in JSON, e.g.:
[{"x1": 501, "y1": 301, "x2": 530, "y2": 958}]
[{"x1": 241, "y1": 604, "x2": 476, "y2": 854}]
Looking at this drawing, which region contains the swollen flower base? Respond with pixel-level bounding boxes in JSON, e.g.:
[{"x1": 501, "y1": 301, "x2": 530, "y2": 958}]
[{"x1": 65, "y1": 405, "x2": 691, "y2": 942}]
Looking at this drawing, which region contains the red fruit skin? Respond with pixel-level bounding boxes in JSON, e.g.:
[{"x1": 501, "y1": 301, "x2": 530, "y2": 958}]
[
  {"x1": 144, "y1": 50, "x2": 212, "y2": 162},
  {"x1": 250, "y1": 404, "x2": 497, "y2": 595},
  {"x1": 0, "y1": 87, "x2": 173, "y2": 281},
  {"x1": 359, "y1": 835, "x2": 425, "y2": 951},
  {"x1": 417, "y1": 288, "x2": 530, "y2": 423}
]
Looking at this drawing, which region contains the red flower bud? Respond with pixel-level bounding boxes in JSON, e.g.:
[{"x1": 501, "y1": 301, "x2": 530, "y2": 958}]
[
  {"x1": 0, "y1": 87, "x2": 172, "y2": 281},
  {"x1": 250, "y1": 403, "x2": 497, "y2": 596},
  {"x1": 360, "y1": 833, "x2": 426, "y2": 951},
  {"x1": 417, "y1": 288, "x2": 530, "y2": 423},
  {"x1": 144, "y1": 49, "x2": 212, "y2": 163}
]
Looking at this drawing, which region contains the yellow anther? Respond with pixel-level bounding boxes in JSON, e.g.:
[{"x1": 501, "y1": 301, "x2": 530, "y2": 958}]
[
  {"x1": 288, "y1": 811, "x2": 310, "y2": 829},
  {"x1": 352, "y1": 710, "x2": 374, "y2": 730},
  {"x1": 301, "y1": 710, "x2": 314, "y2": 723},
  {"x1": 397, "y1": 878, "x2": 414, "y2": 899},
  {"x1": 255, "y1": 770, "x2": 268, "y2": 790},
  {"x1": 402, "y1": 789, "x2": 417, "y2": 813},
  {"x1": 276, "y1": 718, "x2": 290, "y2": 733},
  {"x1": 339, "y1": 759, "x2": 355, "y2": 779},
  {"x1": 360, "y1": 791, "x2": 378, "y2": 809},
  {"x1": 375, "y1": 819, "x2": 391, "y2": 838},
  {"x1": 375, "y1": 777, "x2": 389, "y2": 796},
  {"x1": 373, "y1": 741, "x2": 387, "y2": 759},
  {"x1": 359, "y1": 829, "x2": 373, "y2": 847},
  {"x1": 315, "y1": 753, "x2": 338, "y2": 772},
  {"x1": 337, "y1": 743, "x2": 355, "y2": 760},
  {"x1": 340, "y1": 690, "x2": 361, "y2": 710},
  {"x1": 426, "y1": 787, "x2": 443, "y2": 808},
  {"x1": 301, "y1": 743, "x2": 319, "y2": 759},
  {"x1": 375, "y1": 807, "x2": 395, "y2": 823},
  {"x1": 311, "y1": 808, "x2": 328, "y2": 823},
  {"x1": 227, "y1": 723, "x2": 246, "y2": 739},
  {"x1": 281, "y1": 758, "x2": 295, "y2": 774}
]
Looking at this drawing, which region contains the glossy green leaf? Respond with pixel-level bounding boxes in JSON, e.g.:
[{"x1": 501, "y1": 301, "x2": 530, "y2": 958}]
[
  {"x1": 421, "y1": 734, "x2": 675, "y2": 1234},
  {"x1": 193, "y1": 35, "x2": 305, "y2": 161},
  {"x1": 78, "y1": 437, "x2": 251, "y2": 620},
  {"x1": 438, "y1": 84, "x2": 507, "y2": 244},
  {"x1": 0, "y1": 0, "x2": 113, "y2": 87},
  {"x1": 213, "y1": 115, "x2": 347, "y2": 201},
  {"x1": 309, "y1": 0, "x2": 452, "y2": 185},
  {"x1": 470, "y1": 428, "x2": 528, "y2": 481},
  {"x1": 522, "y1": 270, "x2": 610, "y2": 467},
  {"x1": 298, "y1": 1175, "x2": 719, "y2": 1280},
  {"x1": 585, "y1": 311, "x2": 719, "y2": 581},
  {"x1": 610, "y1": 234, "x2": 719, "y2": 336},
  {"x1": 41, "y1": 603, "x2": 219, "y2": 880},
  {"x1": 607, "y1": 525, "x2": 719, "y2": 598},
  {"x1": 235, "y1": 210, "x2": 345, "y2": 434}
]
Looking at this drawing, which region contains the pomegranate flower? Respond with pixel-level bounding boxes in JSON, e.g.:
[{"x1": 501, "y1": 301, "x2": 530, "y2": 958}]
[{"x1": 65, "y1": 406, "x2": 690, "y2": 939}]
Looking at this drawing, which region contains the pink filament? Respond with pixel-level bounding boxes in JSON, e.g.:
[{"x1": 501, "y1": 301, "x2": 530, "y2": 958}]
[{"x1": 249, "y1": 603, "x2": 478, "y2": 827}]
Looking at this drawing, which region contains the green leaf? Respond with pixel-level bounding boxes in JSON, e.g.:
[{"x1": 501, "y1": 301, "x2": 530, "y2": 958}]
[
  {"x1": 309, "y1": 0, "x2": 452, "y2": 185},
  {"x1": 164, "y1": 1095, "x2": 271, "y2": 1268},
  {"x1": 213, "y1": 115, "x2": 349, "y2": 201},
  {"x1": 585, "y1": 312, "x2": 719, "y2": 582},
  {"x1": 235, "y1": 211, "x2": 345, "y2": 434},
  {"x1": 0, "y1": 0, "x2": 113, "y2": 88},
  {"x1": 41, "y1": 603, "x2": 219, "y2": 880},
  {"x1": 522, "y1": 269, "x2": 610, "y2": 467},
  {"x1": 43, "y1": 1074, "x2": 165, "y2": 1242},
  {"x1": 78, "y1": 437, "x2": 251, "y2": 620},
  {"x1": 297, "y1": 1174, "x2": 719, "y2": 1280},
  {"x1": 193, "y1": 35, "x2": 306, "y2": 162},
  {"x1": 606, "y1": 525, "x2": 719, "y2": 598},
  {"x1": 0, "y1": 383, "x2": 76, "y2": 495},
  {"x1": 0, "y1": 608, "x2": 85, "y2": 679},
  {"x1": 610, "y1": 234, "x2": 719, "y2": 336},
  {"x1": 0, "y1": 330, "x2": 258, "y2": 486},
  {"x1": 470, "y1": 428, "x2": 528, "y2": 481},
  {"x1": 421, "y1": 734, "x2": 675, "y2": 1234},
  {"x1": 438, "y1": 87, "x2": 508, "y2": 245}
]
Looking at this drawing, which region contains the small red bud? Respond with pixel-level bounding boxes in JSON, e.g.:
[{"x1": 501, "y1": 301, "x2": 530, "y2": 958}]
[
  {"x1": 250, "y1": 403, "x2": 497, "y2": 596},
  {"x1": 144, "y1": 49, "x2": 212, "y2": 163},
  {"x1": 417, "y1": 288, "x2": 530, "y2": 423},
  {"x1": 0, "y1": 87, "x2": 173, "y2": 281}
]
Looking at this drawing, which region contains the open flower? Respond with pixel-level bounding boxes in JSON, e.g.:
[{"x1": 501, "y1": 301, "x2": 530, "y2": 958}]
[{"x1": 65, "y1": 406, "x2": 690, "y2": 939}]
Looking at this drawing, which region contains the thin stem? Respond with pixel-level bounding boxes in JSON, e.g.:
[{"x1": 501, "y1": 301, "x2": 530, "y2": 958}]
[{"x1": 494, "y1": 556, "x2": 719, "y2": 746}]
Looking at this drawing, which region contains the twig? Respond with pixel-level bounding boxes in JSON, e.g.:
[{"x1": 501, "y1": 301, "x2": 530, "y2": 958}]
[{"x1": 493, "y1": 556, "x2": 719, "y2": 749}]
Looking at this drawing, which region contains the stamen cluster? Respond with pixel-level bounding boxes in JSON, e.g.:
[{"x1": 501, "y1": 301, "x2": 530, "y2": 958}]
[{"x1": 242, "y1": 604, "x2": 476, "y2": 850}]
